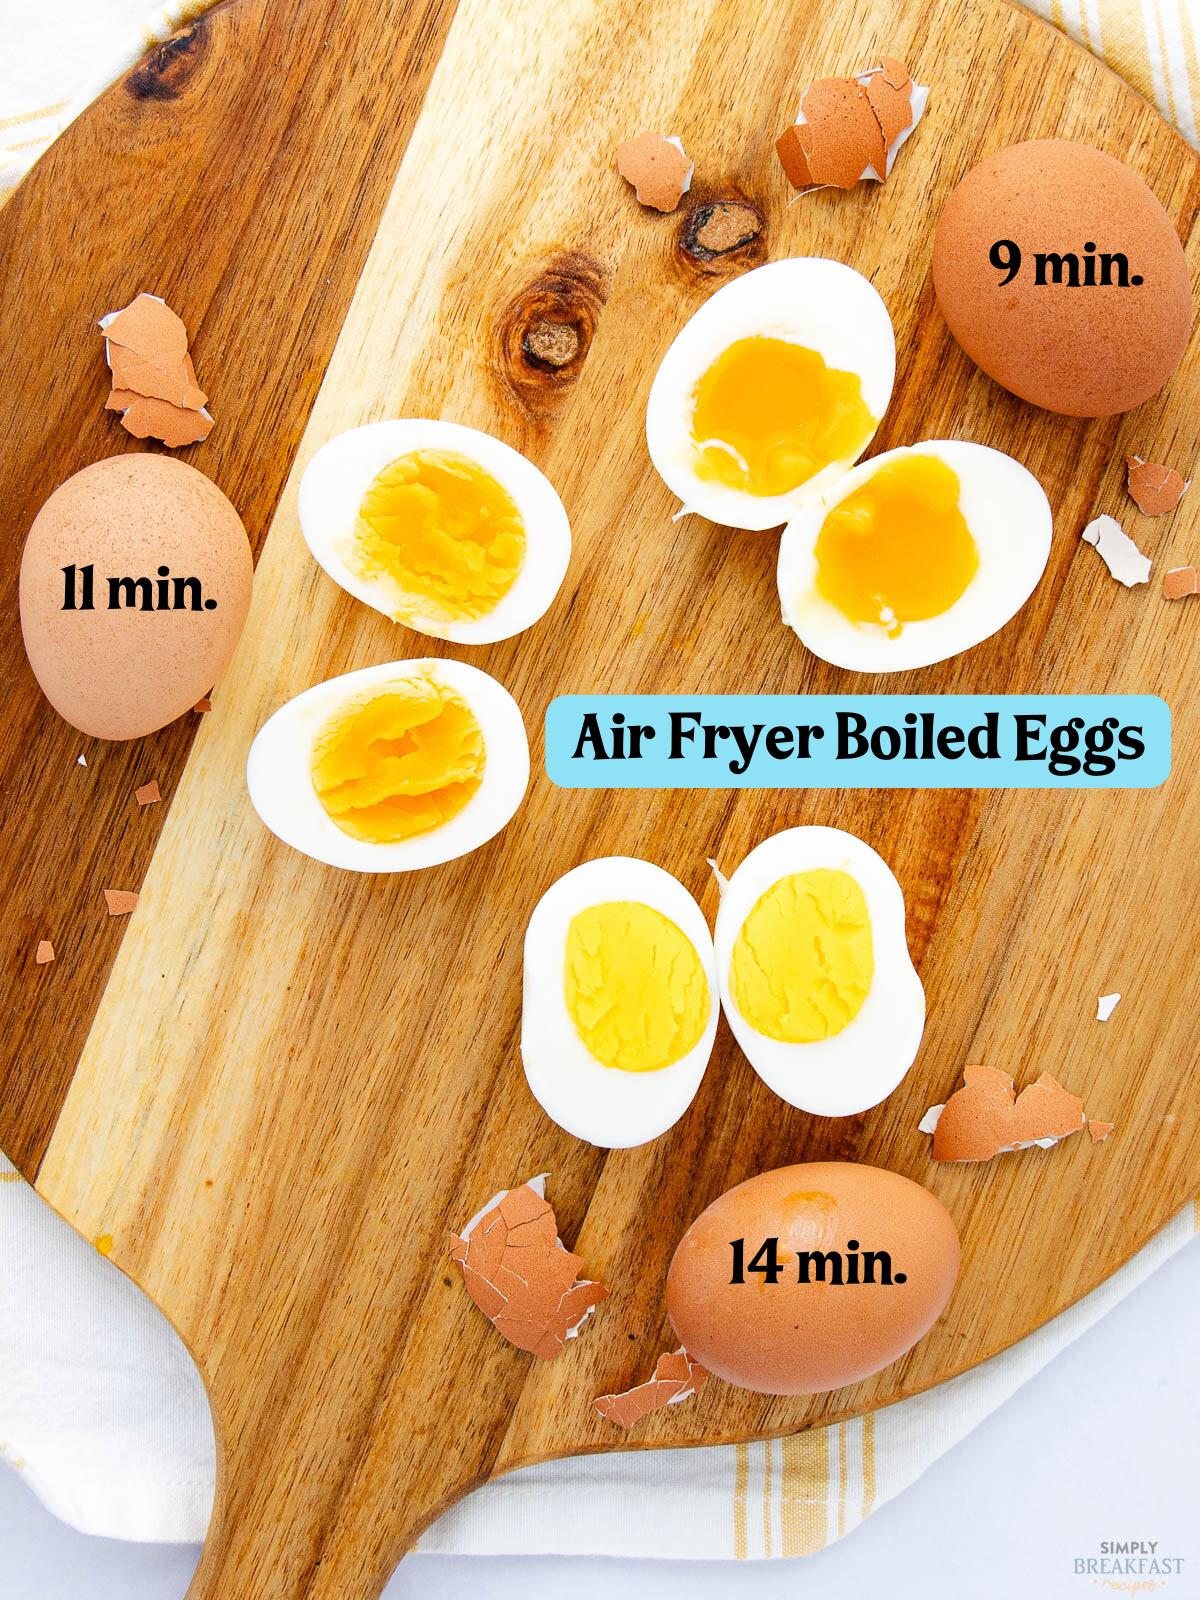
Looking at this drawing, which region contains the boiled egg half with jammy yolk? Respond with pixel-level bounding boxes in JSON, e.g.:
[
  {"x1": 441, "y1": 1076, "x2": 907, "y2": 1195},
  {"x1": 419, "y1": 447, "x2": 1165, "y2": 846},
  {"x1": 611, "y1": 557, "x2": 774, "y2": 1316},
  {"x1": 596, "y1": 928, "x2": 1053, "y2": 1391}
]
[
  {"x1": 714, "y1": 827, "x2": 924, "y2": 1116},
  {"x1": 646, "y1": 258, "x2": 895, "y2": 530},
  {"x1": 299, "y1": 420, "x2": 571, "y2": 643},
  {"x1": 522, "y1": 858, "x2": 719, "y2": 1148},
  {"x1": 247, "y1": 658, "x2": 529, "y2": 871},
  {"x1": 777, "y1": 441, "x2": 1052, "y2": 671}
]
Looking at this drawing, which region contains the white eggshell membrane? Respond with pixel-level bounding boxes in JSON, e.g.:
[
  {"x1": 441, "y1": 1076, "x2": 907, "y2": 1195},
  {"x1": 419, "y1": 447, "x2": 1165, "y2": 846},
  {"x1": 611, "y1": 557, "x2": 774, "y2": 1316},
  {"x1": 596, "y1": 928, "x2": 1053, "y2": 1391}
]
[
  {"x1": 714, "y1": 827, "x2": 925, "y2": 1117},
  {"x1": 522, "y1": 857, "x2": 719, "y2": 1149},
  {"x1": 298, "y1": 419, "x2": 571, "y2": 644},
  {"x1": 246, "y1": 658, "x2": 529, "y2": 872},
  {"x1": 778, "y1": 440, "x2": 1053, "y2": 672},
  {"x1": 646, "y1": 258, "x2": 896, "y2": 531}
]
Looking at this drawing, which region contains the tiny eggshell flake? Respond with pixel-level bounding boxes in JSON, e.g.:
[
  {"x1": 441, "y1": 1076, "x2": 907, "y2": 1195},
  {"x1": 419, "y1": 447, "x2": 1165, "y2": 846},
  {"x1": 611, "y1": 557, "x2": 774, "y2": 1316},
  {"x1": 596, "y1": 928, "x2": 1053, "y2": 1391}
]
[
  {"x1": 1163, "y1": 566, "x2": 1199, "y2": 600},
  {"x1": 35, "y1": 940, "x2": 55, "y2": 965},
  {"x1": 135, "y1": 780, "x2": 161, "y2": 807},
  {"x1": 1081, "y1": 514, "x2": 1152, "y2": 587},
  {"x1": 449, "y1": 1175, "x2": 608, "y2": 1358},
  {"x1": 103, "y1": 889, "x2": 139, "y2": 917},
  {"x1": 616, "y1": 133, "x2": 694, "y2": 212}
]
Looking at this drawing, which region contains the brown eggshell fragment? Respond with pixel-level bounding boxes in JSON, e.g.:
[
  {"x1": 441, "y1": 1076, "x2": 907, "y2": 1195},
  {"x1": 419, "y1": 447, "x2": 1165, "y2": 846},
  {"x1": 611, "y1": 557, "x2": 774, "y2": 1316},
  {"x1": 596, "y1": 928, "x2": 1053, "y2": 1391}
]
[
  {"x1": 665, "y1": 1162, "x2": 959, "y2": 1397},
  {"x1": 107, "y1": 344, "x2": 207, "y2": 410},
  {"x1": 450, "y1": 1177, "x2": 608, "y2": 1359},
  {"x1": 933, "y1": 140, "x2": 1191, "y2": 416},
  {"x1": 1089, "y1": 1121, "x2": 1115, "y2": 1144},
  {"x1": 930, "y1": 1064, "x2": 1089, "y2": 1162},
  {"x1": 34, "y1": 940, "x2": 55, "y2": 965},
  {"x1": 594, "y1": 1348, "x2": 709, "y2": 1429},
  {"x1": 106, "y1": 391, "x2": 214, "y2": 448},
  {"x1": 798, "y1": 78, "x2": 886, "y2": 189},
  {"x1": 19, "y1": 455, "x2": 252, "y2": 740},
  {"x1": 863, "y1": 57, "x2": 914, "y2": 147},
  {"x1": 1163, "y1": 565, "x2": 1199, "y2": 599},
  {"x1": 774, "y1": 124, "x2": 815, "y2": 189},
  {"x1": 1126, "y1": 456, "x2": 1187, "y2": 516},
  {"x1": 134, "y1": 780, "x2": 161, "y2": 807},
  {"x1": 616, "y1": 133, "x2": 693, "y2": 212},
  {"x1": 102, "y1": 293, "x2": 188, "y2": 361},
  {"x1": 103, "y1": 889, "x2": 139, "y2": 916}
]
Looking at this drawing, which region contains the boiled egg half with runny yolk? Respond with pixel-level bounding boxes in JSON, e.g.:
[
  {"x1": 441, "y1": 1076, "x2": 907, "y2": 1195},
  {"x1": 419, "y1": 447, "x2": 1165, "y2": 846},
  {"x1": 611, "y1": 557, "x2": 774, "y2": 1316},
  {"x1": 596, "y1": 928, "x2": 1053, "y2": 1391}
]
[
  {"x1": 299, "y1": 419, "x2": 571, "y2": 643},
  {"x1": 247, "y1": 658, "x2": 529, "y2": 871},
  {"x1": 646, "y1": 258, "x2": 895, "y2": 531},
  {"x1": 522, "y1": 858, "x2": 719, "y2": 1148},
  {"x1": 777, "y1": 441, "x2": 1052, "y2": 671},
  {"x1": 714, "y1": 827, "x2": 924, "y2": 1116}
]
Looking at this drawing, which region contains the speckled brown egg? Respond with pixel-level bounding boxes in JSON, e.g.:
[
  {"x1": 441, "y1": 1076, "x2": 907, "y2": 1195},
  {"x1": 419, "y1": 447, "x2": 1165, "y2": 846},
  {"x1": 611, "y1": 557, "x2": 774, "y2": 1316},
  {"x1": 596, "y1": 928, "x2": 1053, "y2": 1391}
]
[
  {"x1": 665, "y1": 1162, "x2": 959, "y2": 1396},
  {"x1": 19, "y1": 454, "x2": 252, "y2": 740},
  {"x1": 932, "y1": 140, "x2": 1191, "y2": 416}
]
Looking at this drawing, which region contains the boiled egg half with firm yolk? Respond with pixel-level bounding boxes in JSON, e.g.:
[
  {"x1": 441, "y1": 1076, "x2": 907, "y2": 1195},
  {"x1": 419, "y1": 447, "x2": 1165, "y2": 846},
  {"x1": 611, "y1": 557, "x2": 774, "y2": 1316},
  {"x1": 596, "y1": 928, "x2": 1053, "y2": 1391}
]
[
  {"x1": 777, "y1": 441, "x2": 1052, "y2": 671},
  {"x1": 247, "y1": 658, "x2": 529, "y2": 871},
  {"x1": 522, "y1": 858, "x2": 719, "y2": 1148},
  {"x1": 646, "y1": 258, "x2": 895, "y2": 531},
  {"x1": 299, "y1": 420, "x2": 571, "y2": 643},
  {"x1": 714, "y1": 827, "x2": 924, "y2": 1116}
]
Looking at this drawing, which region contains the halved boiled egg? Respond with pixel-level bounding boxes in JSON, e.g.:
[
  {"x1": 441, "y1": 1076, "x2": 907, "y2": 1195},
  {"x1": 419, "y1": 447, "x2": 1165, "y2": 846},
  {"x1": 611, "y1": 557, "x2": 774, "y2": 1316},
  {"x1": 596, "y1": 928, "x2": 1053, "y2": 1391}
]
[
  {"x1": 714, "y1": 827, "x2": 924, "y2": 1116},
  {"x1": 247, "y1": 658, "x2": 529, "y2": 871},
  {"x1": 522, "y1": 858, "x2": 719, "y2": 1148},
  {"x1": 646, "y1": 258, "x2": 895, "y2": 531},
  {"x1": 299, "y1": 420, "x2": 571, "y2": 643},
  {"x1": 777, "y1": 441, "x2": 1052, "y2": 671}
]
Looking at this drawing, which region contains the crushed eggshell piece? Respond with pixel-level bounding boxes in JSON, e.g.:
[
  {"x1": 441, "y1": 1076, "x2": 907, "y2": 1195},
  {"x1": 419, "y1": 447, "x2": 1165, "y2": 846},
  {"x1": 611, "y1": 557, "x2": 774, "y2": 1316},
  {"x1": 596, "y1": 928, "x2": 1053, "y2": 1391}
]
[
  {"x1": 1126, "y1": 456, "x2": 1189, "y2": 517},
  {"x1": 1089, "y1": 1121, "x2": 1115, "y2": 1144},
  {"x1": 34, "y1": 940, "x2": 55, "y2": 965},
  {"x1": 99, "y1": 293, "x2": 212, "y2": 447},
  {"x1": 102, "y1": 889, "x2": 139, "y2": 917},
  {"x1": 1096, "y1": 992, "x2": 1121, "y2": 1022},
  {"x1": 76, "y1": 754, "x2": 87, "y2": 767},
  {"x1": 134, "y1": 780, "x2": 161, "y2": 807},
  {"x1": 194, "y1": 695, "x2": 213, "y2": 714},
  {"x1": 594, "y1": 1348, "x2": 709, "y2": 1429},
  {"x1": 1081, "y1": 514, "x2": 1151, "y2": 587},
  {"x1": 1163, "y1": 566, "x2": 1199, "y2": 600},
  {"x1": 616, "y1": 133, "x2": 694, "y2": 212},
  {"x1": 775, "y1": 56, "x2": 928, "y2": 192},
  {"x1": 921, "y1": 1063, "x2": 1110, "y2": 1163},
  {"x1": 450, "y1": 1175, "x2": 608, "y2": 1359}
]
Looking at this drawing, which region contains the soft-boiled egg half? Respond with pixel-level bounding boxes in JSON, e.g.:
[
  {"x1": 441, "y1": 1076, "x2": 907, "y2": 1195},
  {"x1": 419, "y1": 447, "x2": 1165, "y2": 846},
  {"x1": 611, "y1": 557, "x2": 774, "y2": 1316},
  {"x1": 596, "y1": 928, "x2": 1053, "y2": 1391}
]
[
  {"x1": 714, "y1": 827, "x2": 924, "y2": 1116},
  {"x1": 299, "y1": 420, "x2": 571, "y2": 643},
  {"x1": 522, "y1": 858, "x2": 719, "y2": 1148},
  {"x1": 778, "y1": 441, "x2": 1052, "y2": 672},
  {"x1": 646, "y1": 258, "x2": 895, "y2": 531},
  {"x1": 247, "y1": 658, "x2": 529, "y2": 871}
]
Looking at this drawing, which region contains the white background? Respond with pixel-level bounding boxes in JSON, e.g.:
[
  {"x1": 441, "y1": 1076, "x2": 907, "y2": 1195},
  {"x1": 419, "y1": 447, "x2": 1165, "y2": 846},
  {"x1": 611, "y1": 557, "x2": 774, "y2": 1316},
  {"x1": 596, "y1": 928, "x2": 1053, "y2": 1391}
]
[{"x1": 3, "y1": 1239, "x2": 1195, "y2": 1599}]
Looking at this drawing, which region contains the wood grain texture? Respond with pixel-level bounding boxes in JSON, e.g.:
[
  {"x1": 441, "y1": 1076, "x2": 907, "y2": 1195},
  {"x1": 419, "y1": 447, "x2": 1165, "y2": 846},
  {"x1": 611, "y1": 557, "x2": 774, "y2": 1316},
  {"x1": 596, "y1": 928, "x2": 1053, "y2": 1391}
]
[{"x1": 3, "y1": 0, "x2": 1200, "y2": 1595}]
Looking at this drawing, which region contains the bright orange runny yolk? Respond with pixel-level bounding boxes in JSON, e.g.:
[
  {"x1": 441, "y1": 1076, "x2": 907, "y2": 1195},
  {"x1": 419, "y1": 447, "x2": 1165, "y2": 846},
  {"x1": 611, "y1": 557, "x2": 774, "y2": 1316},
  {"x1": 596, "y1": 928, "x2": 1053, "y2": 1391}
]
[
  {"x1": 690, "y1": 336, "x2": 875, "y2": 498},
  {"x1": 353, "y1": 449, "x2": 525, "y2": 624},
  {"x1": 814, "y1": 454, "x2": 979, "y2": 636},
  {"x1": 310, "y1": 669, "x2": 485, "y2": 843}
]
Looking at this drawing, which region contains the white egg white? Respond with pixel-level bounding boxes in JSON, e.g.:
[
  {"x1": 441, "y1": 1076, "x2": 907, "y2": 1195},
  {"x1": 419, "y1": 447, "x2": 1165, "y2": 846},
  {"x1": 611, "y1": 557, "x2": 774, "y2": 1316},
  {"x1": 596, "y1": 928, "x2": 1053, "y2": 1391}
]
[
  {"x1": 646, "y1": 258, "x2": 896, "y2": 531},
  {"x1": 777, "y1": 440, "x2": 1053, "y2": 672},
  {"x1": 714, "y1": 826, "x2": 924, "y2": 1117},
  {"x1": 522, "y1": 857, "x2": 719, "y2": 1149},
  {"x1": 246, "y1": 658, "x2": 529, "y2": 872},
  {"x1": 298, "y1": 419, "x2": 571, "y2": 644}
]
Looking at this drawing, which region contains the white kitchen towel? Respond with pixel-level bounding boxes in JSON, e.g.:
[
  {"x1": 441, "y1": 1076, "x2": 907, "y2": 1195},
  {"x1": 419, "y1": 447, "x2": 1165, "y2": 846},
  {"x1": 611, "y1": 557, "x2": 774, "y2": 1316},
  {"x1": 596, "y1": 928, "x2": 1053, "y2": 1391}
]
[
  {"x1": 3, "y1": 0, "x2": 1200, "y2": 1559},
  {"x1": 2, "y1": 1150, "x2": 1197, "y2": 1553}
]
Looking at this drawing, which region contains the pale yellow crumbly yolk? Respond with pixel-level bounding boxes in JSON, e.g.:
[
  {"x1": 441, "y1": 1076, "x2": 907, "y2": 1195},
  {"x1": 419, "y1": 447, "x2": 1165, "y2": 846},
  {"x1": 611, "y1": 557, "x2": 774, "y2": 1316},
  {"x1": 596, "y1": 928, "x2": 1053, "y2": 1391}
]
[
  {"x1": 815, "y1": 454, "x2": 979, "y2": 637},
  {"x1": 353, "y1": 449, "x2": 525, "y2": 624},
  {"x1": 731, "y1": 869, "x2": 873, "y2": 1043},
  {"x1": 690, "y1": 336, "x2": 875, "y2": 498},
  {"x1": 564, "y1": 901, "x2": 709, "y2": 1072},
  {"x1": 310, "y1": 669, "x2": 485, "y2": 843}
]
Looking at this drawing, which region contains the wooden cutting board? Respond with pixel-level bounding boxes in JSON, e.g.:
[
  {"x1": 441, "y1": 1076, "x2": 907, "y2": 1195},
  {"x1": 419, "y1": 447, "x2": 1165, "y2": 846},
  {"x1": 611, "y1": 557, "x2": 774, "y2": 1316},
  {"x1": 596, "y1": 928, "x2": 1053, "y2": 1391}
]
[{"x1": 1, "y1": 0, "x2": 1198, "y2": 1592}]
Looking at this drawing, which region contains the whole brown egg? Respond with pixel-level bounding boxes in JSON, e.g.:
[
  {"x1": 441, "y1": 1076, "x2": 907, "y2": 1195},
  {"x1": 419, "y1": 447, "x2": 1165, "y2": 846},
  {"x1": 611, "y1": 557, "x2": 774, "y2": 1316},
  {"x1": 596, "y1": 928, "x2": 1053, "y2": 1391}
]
[
  {"x1": 665, "y1": 1162, "x2": 959, "y2": 1396},
  {"x1": 932, "y1": 139, "x2": 1191, "y2": 416},
  {"x1": 19, "y1": 454, "x2": 252, "y2": 740}
]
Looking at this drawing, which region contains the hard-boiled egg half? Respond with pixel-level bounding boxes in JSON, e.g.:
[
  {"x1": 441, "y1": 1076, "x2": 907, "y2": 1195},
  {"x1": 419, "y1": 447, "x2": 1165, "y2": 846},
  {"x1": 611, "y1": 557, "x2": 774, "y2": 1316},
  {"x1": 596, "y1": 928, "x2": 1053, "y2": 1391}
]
[
  {"x1": 522, "y1": 858, "x2": 719, "y2": 1148},
  {"x1": 247, "y1": 658, "x2": 529, "y2": 871},
  {"x1": 714, "y1": 827, "x2": 924, "y2": 1116},
  {"x1": 646, "y1": 258, "x2": 895, "y2": 531},
  {"x1": 299, "y1": 419, "x2": 571, "y2": 643},
  {"x1": 777, "y1": 441, "x2": 1052, "y2": 672}
]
